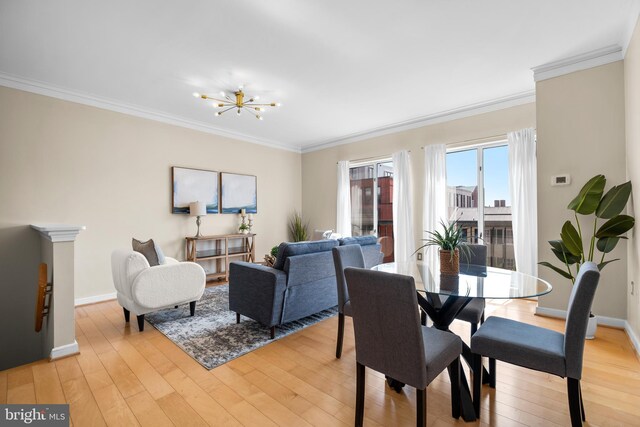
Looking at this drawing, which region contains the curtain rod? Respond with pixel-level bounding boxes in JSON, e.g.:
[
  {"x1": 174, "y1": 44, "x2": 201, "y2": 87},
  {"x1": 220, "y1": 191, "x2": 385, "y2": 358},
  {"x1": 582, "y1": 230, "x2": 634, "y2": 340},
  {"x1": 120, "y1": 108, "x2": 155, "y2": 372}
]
[
  {"x1": 420, "y1": 128, "x2": 536, "y2": 150},
  {"x1": 337, "y1": 151, "x2": 410, "y2": 165},
  {"x1": 420, "y1": 133, "x2": 507, "y2": 149}
]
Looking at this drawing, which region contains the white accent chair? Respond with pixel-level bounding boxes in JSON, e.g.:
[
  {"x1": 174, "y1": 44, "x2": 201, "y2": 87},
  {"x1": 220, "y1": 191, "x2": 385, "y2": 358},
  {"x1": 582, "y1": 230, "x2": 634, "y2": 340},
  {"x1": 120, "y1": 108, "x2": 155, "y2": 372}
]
[{"x1": 111, "y1": 250, "x2": 206, "y2": 331}]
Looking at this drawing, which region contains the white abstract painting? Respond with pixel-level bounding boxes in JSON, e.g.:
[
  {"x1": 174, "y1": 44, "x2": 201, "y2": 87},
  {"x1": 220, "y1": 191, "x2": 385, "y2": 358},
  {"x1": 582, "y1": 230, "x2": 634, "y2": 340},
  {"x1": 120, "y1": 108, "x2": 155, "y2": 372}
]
[
  {"x1": 221, "y1": 173, "x2": 257, "y2": 213},
  {"x1": 172, "y1": 167, "x2": 218, "y2": 214}
]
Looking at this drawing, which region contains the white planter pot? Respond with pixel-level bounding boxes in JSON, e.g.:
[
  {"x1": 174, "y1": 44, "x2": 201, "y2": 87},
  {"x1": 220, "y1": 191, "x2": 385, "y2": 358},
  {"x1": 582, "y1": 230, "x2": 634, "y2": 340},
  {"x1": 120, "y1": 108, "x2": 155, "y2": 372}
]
[{"x1": 585, "y1": 314, "x2": 597, "y2": 340}]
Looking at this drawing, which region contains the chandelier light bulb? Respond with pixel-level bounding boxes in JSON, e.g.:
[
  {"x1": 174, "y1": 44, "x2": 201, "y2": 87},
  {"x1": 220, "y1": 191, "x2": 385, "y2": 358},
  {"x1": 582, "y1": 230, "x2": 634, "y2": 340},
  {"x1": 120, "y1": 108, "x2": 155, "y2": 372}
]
[
  {"x1": 257, "y1": 115, "x2": 263, "y2": 120},
  {"x1": 215, "y1": 112, "x2": 221, "y2": 116},
  {"x1": 220, "y1": 91, "x2": 226, "y2": 97},
  {"x1": 254, "y1": 96, "x2": 260, "y2": 100},
  {"x1": 192, "y1": 92, "x2": 200, "y2": 98}
]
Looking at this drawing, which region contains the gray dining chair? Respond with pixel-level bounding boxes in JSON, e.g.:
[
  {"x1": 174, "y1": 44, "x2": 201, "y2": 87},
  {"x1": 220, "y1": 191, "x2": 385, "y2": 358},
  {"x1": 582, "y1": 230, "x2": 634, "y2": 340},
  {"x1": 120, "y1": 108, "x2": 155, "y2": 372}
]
[
  {"x1": 435, "y1": 244, "x2": 487, "y2": 336},
  {"x1": 471, "y1": 262, "x2": 600, "y2": 426},
  {"x1": 344, "y1": 267, "x2": 462, "y2": 426},
  {"x1": 332, "y1": 245, "x2": 365, "y2": 359}
]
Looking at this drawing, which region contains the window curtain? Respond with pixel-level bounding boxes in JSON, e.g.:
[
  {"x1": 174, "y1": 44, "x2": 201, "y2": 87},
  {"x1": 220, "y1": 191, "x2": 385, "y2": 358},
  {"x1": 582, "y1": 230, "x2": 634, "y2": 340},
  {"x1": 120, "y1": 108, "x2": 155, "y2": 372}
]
[
  {"x1": 508, "y1": 128, "x2": 538, "y2": 276},
  {"x1": 392, "y1": 150, "x2": 415, "y2": 263},
  {"x1": 423, "y1": 144, "x2": 447, "y2": 271},
  {"x1": 336, "y1": 160, "x2": 352, "y2": 237}
]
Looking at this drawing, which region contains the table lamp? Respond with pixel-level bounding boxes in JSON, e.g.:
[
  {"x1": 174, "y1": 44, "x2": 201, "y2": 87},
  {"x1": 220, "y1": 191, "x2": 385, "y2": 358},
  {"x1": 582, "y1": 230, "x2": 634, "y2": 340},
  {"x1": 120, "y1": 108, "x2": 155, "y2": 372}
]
[{"x1": 189, "y1": 201, "x2": 207, "y2": 237}]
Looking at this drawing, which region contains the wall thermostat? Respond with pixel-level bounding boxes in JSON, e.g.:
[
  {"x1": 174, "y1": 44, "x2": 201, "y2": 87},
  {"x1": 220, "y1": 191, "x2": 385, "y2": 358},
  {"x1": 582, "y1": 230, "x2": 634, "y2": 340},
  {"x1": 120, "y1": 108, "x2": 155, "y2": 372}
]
[{"x1": 551, "y1": 174, "x2": 571, "y2": 186}]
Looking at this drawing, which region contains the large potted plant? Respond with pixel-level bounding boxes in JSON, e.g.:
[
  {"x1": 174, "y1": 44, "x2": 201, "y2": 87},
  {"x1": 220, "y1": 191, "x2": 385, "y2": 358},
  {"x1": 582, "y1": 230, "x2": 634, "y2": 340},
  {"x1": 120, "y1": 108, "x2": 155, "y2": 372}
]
[
  {"x1": 418, "y1": 219, "x2": 471, "y2": 276},
  {"x1": 539, "y1": 174, "x2": 634, "y2": 339}
]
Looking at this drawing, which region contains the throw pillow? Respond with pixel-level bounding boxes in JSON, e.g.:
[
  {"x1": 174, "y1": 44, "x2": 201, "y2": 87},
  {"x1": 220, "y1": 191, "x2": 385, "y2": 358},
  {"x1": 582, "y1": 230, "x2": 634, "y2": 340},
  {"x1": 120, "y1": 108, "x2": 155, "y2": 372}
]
[
  {"x1": 154, "y1": 241, "x2": 166, "y2": 265},
  {"x1": 132, "y1": 238, "x2": 160, "y2": 266}
]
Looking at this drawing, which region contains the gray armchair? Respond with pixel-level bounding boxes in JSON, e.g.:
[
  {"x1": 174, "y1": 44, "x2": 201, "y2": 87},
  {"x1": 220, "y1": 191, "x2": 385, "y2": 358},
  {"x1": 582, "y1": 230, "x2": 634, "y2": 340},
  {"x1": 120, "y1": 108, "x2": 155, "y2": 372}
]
[
  {"x1": 345, "y1": 267, "x2": 462, "y2": 426},
  {"x1": 331, "y1": 245, "x2": 365, "y2": 359},
  {"x1": 471, "y1": 262, "x2": 600, "y2": 426}
]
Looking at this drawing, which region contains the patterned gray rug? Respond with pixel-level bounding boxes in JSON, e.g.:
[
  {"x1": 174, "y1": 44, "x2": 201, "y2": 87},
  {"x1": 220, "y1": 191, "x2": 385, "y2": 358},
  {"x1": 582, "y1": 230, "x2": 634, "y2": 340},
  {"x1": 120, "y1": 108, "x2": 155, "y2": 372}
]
[{"x1": 145, "y1": 285, "x2": 337, "y2": 370}]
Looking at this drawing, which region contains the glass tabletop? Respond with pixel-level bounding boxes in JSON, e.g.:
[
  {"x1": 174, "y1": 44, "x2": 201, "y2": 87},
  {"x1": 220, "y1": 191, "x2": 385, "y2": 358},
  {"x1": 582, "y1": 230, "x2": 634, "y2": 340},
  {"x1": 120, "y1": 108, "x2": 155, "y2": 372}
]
[{"x1": 371, "y1": 262, "x2": 552, "y2": 299}]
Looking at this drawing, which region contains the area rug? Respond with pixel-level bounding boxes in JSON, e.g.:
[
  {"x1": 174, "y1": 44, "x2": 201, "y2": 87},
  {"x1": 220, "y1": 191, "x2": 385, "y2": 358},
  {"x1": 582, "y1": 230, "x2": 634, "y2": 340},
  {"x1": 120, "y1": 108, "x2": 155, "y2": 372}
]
[{"x1": 145, "y1": 285, "x2": 337, "y2": 370}]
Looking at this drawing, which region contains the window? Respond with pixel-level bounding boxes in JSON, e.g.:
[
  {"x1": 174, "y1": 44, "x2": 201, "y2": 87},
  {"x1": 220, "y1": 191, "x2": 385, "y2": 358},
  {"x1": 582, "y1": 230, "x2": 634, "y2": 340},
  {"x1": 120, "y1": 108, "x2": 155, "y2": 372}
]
[
  {"x1": 446, "y1": 143, "x2": 515, "y2": 270},
  {"x1": 350, "y1": 160, "x2": 394, "y2": 262}
]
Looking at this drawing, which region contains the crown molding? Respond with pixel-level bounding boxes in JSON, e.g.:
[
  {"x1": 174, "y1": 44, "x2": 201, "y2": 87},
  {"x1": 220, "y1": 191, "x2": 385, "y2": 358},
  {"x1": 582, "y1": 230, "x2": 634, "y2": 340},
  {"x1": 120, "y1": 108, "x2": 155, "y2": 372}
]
[
  {"x1": 301, "y1": 90, "x2": 535, "y2": 154},
  {"x1": 0, "y1": 72, "x2": 300, "y2": 153},
  {"x1": 531, "y1": 45, "x2": 623, "y2": 82}
]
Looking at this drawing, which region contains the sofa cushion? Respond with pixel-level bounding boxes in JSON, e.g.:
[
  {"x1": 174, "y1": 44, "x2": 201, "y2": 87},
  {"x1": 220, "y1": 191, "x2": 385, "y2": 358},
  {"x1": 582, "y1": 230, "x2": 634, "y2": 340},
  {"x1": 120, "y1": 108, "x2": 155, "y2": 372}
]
[
  {"x1": 273, "y1": 240, "x2": 339, "y2": 270},
  {"x1": 339, "y1": 235, "x2": 378, "y2": 246},
  {"x1": 132, "y1": 238, "x2": 160, "y2": 266}
]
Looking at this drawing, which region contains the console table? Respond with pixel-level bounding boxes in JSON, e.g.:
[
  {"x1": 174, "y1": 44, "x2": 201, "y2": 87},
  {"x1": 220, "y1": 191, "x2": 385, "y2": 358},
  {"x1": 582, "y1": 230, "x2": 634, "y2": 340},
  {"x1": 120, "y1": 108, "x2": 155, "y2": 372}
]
[{"x1": 185, "y1": 233, "x2": 256, "y2": 282}]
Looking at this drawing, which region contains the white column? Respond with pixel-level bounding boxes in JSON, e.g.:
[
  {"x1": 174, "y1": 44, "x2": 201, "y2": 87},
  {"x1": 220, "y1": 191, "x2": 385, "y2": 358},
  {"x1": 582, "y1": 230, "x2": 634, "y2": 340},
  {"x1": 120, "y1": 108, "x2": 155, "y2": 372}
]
[{"x1": 31, "y1": 224, "x2": 85, "y2": 360}]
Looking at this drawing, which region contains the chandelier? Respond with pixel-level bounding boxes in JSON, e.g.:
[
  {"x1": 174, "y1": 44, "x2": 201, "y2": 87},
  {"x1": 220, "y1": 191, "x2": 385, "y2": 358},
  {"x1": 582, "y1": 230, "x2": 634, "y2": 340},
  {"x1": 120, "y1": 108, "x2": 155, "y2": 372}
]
[{"x1": 193, "y1": 87, "x2": 280, "y2": 120}]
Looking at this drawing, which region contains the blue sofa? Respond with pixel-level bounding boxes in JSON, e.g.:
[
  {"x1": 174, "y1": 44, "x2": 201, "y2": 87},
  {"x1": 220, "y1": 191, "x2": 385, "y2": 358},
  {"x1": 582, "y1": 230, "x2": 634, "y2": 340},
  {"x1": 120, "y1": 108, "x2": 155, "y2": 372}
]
[{"x1": 229, "y1": 236, "x2": 382, "y2": 338}]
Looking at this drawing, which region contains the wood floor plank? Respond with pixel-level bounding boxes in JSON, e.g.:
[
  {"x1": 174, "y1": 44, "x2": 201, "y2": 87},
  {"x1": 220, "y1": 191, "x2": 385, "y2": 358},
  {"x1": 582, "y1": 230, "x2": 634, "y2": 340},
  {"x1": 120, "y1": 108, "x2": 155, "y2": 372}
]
[
  {"x1": 156, "y1": 392, "x2": 208, "y2": 427},
  {"x1": 92, "y1": 383, "x2": 141, "y2": 427},
  {"x1": 60, "y1": 376, "x2": 107, "y2": 427},
  {"x1": 32, "y1": 362, "x2": 66, "y2": 404},
  {"x1": 6, "y1": 366, "x2": 36, "y2": 404},
  {"x1": 125, "y1": 390, "x2": 174, "y2": 427},
  {"x1": 0, "y1": 370, "x2": 7, "y2": 404}
]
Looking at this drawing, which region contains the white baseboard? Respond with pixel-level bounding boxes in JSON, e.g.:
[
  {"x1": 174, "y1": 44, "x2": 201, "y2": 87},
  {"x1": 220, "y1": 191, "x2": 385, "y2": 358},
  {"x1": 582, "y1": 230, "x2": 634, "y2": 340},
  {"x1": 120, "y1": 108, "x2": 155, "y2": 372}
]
[
  {"x1": 75, "y1": 292, "x2": 116, "y2": 306},
  {"x1": 49, "y1": 340, "x2": 79, "y2": 360},
  {"x1": 534, "y1": 306, "x2": 626, "y2": 328},
  {"x1": 625, "y1": 321, "x2": 640, "y2": 356}
]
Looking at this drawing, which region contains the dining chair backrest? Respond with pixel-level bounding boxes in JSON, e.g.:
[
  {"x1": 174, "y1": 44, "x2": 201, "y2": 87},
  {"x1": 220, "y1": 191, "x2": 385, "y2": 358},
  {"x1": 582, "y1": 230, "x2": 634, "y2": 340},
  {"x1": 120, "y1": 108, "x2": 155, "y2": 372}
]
[
  {"x1": 563, "y1": 262, "x2": 600, "y2": 379},
  {"x1": 465, "y1": 244, "x2": 487, "y2": 266},
  {"x1": 344, "y1": 267, "x2": 428, "y2": 389},
  {"x1": 332, "y1": 245, "x2": 365, "y2": 313}
]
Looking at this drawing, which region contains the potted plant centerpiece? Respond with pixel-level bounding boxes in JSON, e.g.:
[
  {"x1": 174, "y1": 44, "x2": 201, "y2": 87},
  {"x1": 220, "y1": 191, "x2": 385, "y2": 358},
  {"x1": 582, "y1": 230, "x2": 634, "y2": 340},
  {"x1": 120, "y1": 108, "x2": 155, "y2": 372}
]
[
  {"x1": 418, "y1": 219, "x2": 471, "y2": 276},
  {"x1": 540, "y1": 174, "x2": 634, "y2": 339}
]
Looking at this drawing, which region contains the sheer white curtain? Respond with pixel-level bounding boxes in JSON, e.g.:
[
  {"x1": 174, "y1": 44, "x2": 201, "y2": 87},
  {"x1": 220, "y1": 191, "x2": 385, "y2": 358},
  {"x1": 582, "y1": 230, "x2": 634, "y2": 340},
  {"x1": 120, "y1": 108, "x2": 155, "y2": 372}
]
[
  {"x1": 423, "y1": 144, "x2": 448, "y2": 270},
  {"x1": 508, "y1": 128, "x2": 538, "y2": 276},
  {"x1": 336, "y1": 160, "x2": 352, "y2": 237},
  {"x1": 392, "y1": 150, "x2": 415, "y2": 263}
]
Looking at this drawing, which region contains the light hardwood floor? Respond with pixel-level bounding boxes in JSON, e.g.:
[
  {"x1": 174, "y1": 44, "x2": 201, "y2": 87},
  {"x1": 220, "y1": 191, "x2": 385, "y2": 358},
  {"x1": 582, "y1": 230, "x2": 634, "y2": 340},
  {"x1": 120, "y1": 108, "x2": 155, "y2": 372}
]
[{"x1": 2, "y1": 296, "x2": 639, "y2": 426}]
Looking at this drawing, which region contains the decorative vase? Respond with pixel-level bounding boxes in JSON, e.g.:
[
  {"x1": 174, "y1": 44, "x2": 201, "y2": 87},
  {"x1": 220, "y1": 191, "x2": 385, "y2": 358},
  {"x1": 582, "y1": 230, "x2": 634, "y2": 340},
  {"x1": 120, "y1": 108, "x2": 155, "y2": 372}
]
[
  {"x1": 439, "y1": 274, "x2": 460, "y2": 291},
  {"x1": 585, "y1": 314, "x2": 597, "y2": 339},
  {"x1": 240, "y1": 229, "x2": 248, "y2": 235},
  {"x1": 440, "y1": 249, "x2": 459, "y2": 276}
]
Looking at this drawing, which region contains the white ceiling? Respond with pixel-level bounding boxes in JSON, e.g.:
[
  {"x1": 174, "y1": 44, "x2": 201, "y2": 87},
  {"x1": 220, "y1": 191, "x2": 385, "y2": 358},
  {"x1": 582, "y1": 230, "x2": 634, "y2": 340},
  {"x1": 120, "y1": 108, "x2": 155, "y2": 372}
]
[{"x1": 0, "y1": 1, "x2": 638, "y2": 152}]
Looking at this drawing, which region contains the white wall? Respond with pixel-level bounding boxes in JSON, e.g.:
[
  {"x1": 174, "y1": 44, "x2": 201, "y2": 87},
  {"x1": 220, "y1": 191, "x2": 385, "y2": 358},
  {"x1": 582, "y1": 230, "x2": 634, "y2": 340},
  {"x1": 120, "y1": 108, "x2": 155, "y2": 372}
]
[
  {"x1": 536, "y1": 61, "x2": 627, "y2": 319},
  {"x1": 625, "y1": 17, "x2": 640, "y2": 341},
  {"x1": 0, "y1": 86, "x2": 301, "y2": 369}
]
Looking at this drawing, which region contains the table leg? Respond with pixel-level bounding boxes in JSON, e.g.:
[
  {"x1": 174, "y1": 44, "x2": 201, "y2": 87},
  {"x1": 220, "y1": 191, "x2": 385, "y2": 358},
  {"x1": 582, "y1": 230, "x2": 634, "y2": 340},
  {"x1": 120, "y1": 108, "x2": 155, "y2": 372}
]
[{"x1": 416, "y1": 292, "x2": 479, "y2": 422}]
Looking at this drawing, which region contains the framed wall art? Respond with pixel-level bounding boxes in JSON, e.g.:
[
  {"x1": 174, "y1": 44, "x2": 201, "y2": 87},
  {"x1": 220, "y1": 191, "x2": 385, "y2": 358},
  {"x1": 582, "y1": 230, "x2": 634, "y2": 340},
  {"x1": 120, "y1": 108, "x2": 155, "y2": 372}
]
[
  {"x1": 220, "y1": 173, "x2": 257, "y2": 214},
  {"x1": 172, "y1": 167, "x2": 219, "y2": 214}
]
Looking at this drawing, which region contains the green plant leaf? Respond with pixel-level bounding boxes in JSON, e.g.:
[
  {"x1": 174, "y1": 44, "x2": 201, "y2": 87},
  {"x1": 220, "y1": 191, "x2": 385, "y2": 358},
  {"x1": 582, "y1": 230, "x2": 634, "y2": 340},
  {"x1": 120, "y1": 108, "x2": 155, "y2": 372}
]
[
  {"x1": 567, "y1": 175, "x2": 606, "y2": 215},
  {"x1": 596, "y1": 236, "x2": 619, "y2": 254},
  {"x1": 596, "y1": 181, "x2": 632, "y2": 219},
  {"x1": 548, "y1": 240, "x2": 580, "y2": 264},
  {"x1": 595, "y1": 215, "x2": 635, "y2": 238},
  {"x1": 551, "y1": 248, "x2": 580, "y2": 264},
  {"x1": 539, "y1": 262, "x2": 574, "y2": 279},
  {"x1": 598, "y1": 259, "x2": 619, "y2": 271},
  {"x1": 560, "y1": 221, "x2": 583, "y2": 257}
]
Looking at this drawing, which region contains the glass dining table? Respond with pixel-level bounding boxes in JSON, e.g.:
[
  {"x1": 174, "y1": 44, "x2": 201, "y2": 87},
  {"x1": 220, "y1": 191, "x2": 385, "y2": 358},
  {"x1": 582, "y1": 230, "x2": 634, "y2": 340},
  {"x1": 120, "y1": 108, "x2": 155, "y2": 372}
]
[{"x1": 371, "y1": 262, "x2": 553, "y2": 422}]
